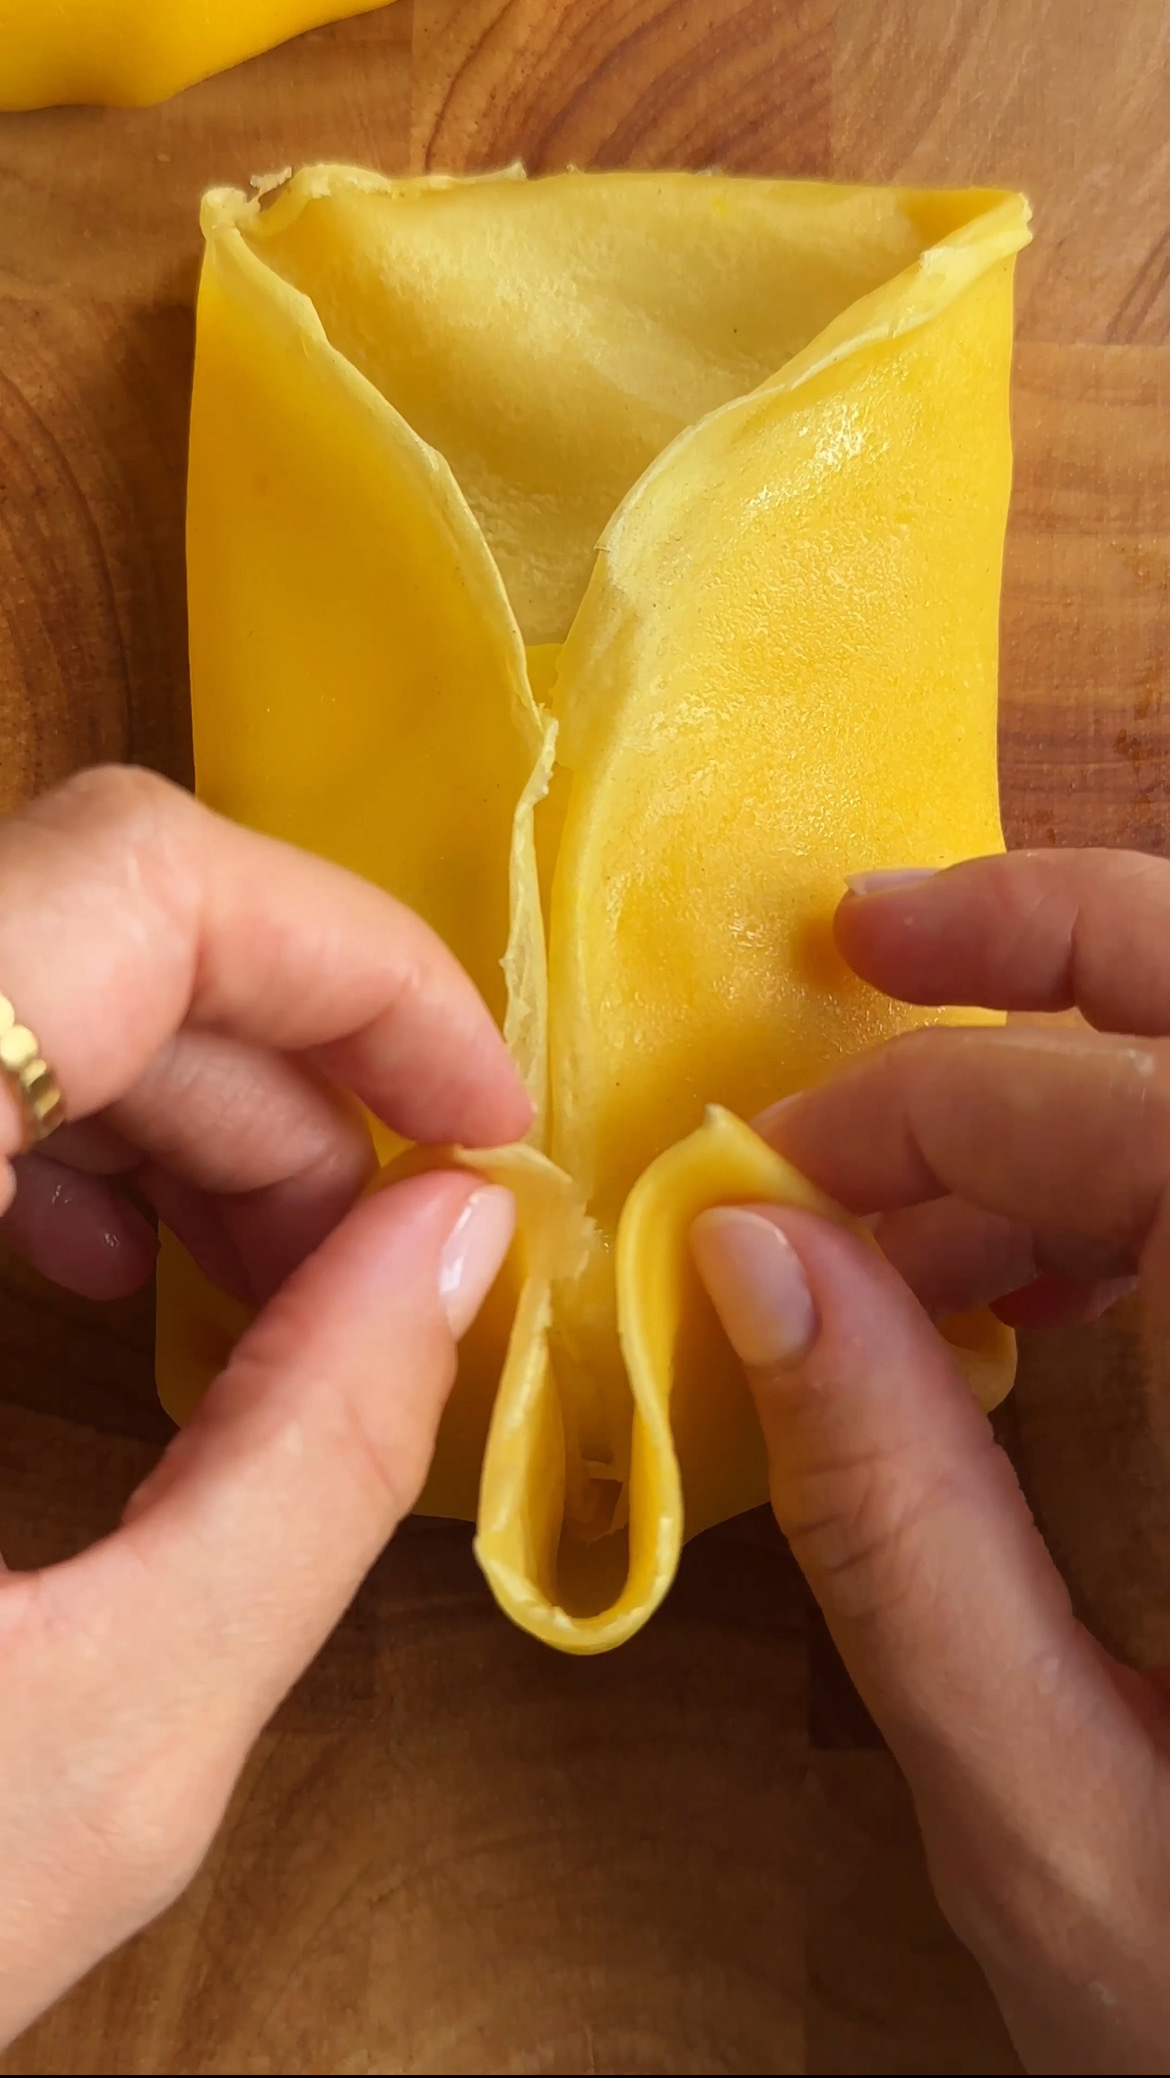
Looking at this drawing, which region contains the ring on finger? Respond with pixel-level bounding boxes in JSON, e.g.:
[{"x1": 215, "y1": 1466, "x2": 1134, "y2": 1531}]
[{"x1": 0, "y1": 992, "x2": 65, "y2": 1152}]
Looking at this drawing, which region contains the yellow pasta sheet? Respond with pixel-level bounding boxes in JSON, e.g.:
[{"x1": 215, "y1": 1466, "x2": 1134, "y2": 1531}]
[
  {"x1": 0, "y1": 1, "x2": 392, "y2": 108},
  {"x1": 158, "y1": 167, "x2": 1028, "y2": 1651}
]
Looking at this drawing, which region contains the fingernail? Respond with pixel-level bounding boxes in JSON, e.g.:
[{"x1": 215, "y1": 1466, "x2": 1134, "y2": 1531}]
[
  {"x1": 690, "y1": 1207, "x2": 817, "y2": 1371},
  {"x1": 439, "y1": 1186, "x2": 515, "y2": 1340},
  {"x1": 845, "y1": 867, "x2": 938, "y2": 897}
]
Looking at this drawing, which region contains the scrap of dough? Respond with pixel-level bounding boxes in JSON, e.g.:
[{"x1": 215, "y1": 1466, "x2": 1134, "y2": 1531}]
[{"x1": 0, "y1": 0, "x2": 393, "y2": 108}]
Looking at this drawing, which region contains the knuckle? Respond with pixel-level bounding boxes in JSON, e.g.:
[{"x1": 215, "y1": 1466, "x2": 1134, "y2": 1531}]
[
  {"x1": 1143, "y1": 1041, "x2": 1170, "y2": 1118},
  {"x1": 48, "y1": 762, "x2": 178, "y2": 837},
  {"x1": 775, "y1": 1434, "x2": 954, "y2": 1623},
  {"x1": 883, "y1": 1025, "x2": 957, "y2": 1074},
  {"x1": 381, "y1": 954, "x2": 431, "y2": 1053},
  {"x1": 336, "y1": 1384, "x2": 435, "y2": 1527},
  {"x1": 33, "y1": 766, "x2": 196, "y2": 937},
  {"x1": 69, "y1": 1746, "x2": 228, "y2": 1922}
]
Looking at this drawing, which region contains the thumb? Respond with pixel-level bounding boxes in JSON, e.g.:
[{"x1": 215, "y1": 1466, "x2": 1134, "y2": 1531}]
[
  {"x1": 0, "y1": 1169, "x2": 514, "y2": 2045},
  {"x1": 689, "y1": 1206, "x2": 1147, "y2": 1840}
]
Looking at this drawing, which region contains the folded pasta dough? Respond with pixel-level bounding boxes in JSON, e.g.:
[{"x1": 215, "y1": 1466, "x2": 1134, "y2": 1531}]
[
  {"x1": 0, "y1": 0, "x2": 392, "y2": 108},
  {"x1": 159, "y1": 167, "x2": 1028, "y2": 1652}
]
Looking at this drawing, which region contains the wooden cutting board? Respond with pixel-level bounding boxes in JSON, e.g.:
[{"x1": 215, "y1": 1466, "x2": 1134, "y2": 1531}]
[{"x1": 1, "y1": 3, "x2": 1168, "y2": 2070}]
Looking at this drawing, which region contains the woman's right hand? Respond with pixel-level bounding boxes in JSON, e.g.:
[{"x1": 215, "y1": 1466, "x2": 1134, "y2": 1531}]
[{"x1": 693, "y1": 849, "x2": 1170, "y2": 2075}]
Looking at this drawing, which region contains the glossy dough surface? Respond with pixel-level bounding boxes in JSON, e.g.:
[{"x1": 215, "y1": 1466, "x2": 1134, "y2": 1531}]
[
  {"x1": 159, "y1": 168, "x2": 1027, "y2": 1652},
  {"x1": 0, "y1": 1, "x2": 391, "y2": 108}
]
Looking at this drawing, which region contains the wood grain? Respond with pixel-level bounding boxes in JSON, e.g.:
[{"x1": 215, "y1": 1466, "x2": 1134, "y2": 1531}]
[
  {"x1": 807, "y1": 1754, "x2": 1021, "y2": 2075},
  {"x1": 832, "y1": 0, "x2": 1170, "y2": 347},
  {"x1": 412, "y1": 0, "x2": 832, "y2": 174},
  {"x1": 1, "y1": 2, "x2": 1167, "y2": 2071},
  {"x1": 1002, "y1": 342, "x2": 1170, "y2": 852},
  {"x1": 0, "y1": 4, "x2": 413, "y2": 812}
]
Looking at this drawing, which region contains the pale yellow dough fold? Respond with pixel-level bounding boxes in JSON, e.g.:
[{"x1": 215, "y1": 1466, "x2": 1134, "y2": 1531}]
[{"x1": 160, "y1": 167, "x2": 1028, "y2": 1653}]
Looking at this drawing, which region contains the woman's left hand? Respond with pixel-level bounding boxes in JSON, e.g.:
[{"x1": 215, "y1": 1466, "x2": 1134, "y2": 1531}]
[{"x1": 0, "y1": 765, "x2": 529, "y2": 2048}]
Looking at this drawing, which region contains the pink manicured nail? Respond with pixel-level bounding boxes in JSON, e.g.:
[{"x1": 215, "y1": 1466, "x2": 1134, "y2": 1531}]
[
  {"x1": 845, "y1": 867, "x2": 938, "y2": 897},
  {"x1": 690, "y1": 1207, "x2": 817, "y2": 1370},
  {"x1": 439, "y1": 1186, "x2": 515, "y2": 1339}
]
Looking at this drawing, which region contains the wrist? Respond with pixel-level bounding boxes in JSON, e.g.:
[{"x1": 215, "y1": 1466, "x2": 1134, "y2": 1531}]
[{"x1": 922, "y1": 1820, "x2": 1170, "y2": 2074}]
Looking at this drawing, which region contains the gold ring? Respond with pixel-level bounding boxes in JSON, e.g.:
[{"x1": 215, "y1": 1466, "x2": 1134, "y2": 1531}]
[{"x1": 0, "y1": 992, "x2": 65, "y2": 1151}]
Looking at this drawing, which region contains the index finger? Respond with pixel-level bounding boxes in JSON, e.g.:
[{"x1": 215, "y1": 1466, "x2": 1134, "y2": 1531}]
[
  {"x1": 763, "y1": 1022, "x2": 1170, "y2": 1268},
  {"x1": 0, "y1": 768, "x2": 531, "y2": 1156},
  {"x1": 837, "y1": 848, "x2": 1170, "y2": 1033}
]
